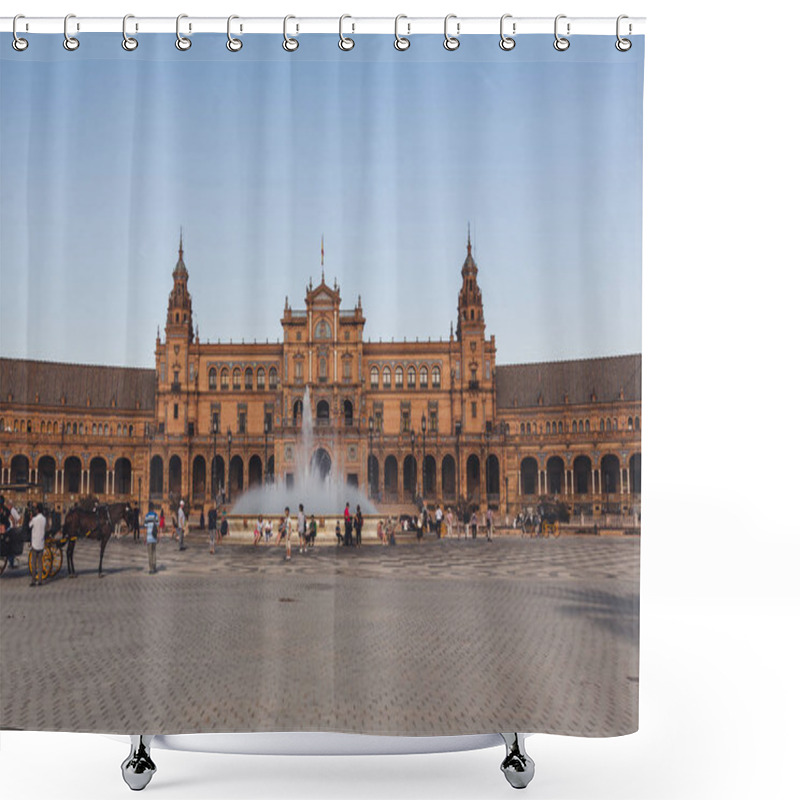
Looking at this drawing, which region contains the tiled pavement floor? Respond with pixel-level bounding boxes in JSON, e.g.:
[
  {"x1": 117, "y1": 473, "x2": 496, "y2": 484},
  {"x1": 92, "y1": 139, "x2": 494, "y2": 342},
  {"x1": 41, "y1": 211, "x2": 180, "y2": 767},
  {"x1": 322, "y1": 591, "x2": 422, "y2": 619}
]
[{"x1": 0, "y1": 534, "x2": 639, "y2": 737}]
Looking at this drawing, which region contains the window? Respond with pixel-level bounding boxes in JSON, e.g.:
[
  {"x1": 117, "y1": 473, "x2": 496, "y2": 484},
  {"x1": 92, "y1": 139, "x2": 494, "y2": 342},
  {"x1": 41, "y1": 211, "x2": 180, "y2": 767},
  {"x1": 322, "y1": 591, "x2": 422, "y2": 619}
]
[
  {"x1": 520, "y1": 423, "x2": 525, "y2": 434},
  {"x1": 402, "y1": 408, "x2": 410, "y2": 432},
  {"x1": 220, "y1": 369, "x2": 229, "y2": 390},
  {"x1": 429, "y1": 410, "x2": 438, "y2": 432},
  {"x1": 383, "y1": 367, "x2": 391, "y2": 389},
  {"x1": 245, "y1": 368, "x2": 253, "y2": 390},
  {"x1": 628, "y1": 416, "x2": 634, "y2": 430},
  {"x1": 375, "y1": 411, "x2": 383, "y2": 432},
  {"x1": 233, "y1": 369, "x2": 241, "y2": 390},
  {"x1": 238, "y1": 411, "x2": 246, "y2": 434},
  {"x1": 600, "y1": 419, "x2": 605, "y2": 431},
  {"x1": 432, "y1": 366, "x2": 441, "y2": 388},
  {"x1": 269, "y1": 367, "x2": 278, "y2": 390},
  {"x1": 319, "y1": 357, "x2": 328, "y2": 382},
  {"x1": 407, "y1": 366, "x2": 416, "y2": 388},
  {"x1": 546, "y1": 422, "x2": 551, "y2": 434},
  {"x1": 420, "y1": 366, "x2": 428, "y2": 388},
  {"x1": 395, "y1": 366, "x2": 403, "y2": 388},
  {"x1": 92, "y1": 423, "x2": 97, "y2": 435},
  {"x1": 209, "y1": 368, "x2": 217, "y2": 390},
  {"x1": 370, "y1": 367, "x2": 379, "y2": 389},
  {"x1": 343, "y1": 358, "x2": 352, "y2": 382},
  {"x1": 471, "y1": 402, "x2": 477, "y2": 418},
  {"x1": 557, "y1": 421, "x2": 563, "y2": 433},
  {"x1": 573, "y1": 421, "x2": 578, "y2": 433},
  {"x1": 527, "y1": 422, "x2": 531, "y2": 434},
  {"x1": 314, "y1": 319, "x2": 332, "y2": 339},
  {"x1": 173, "y1": 404, "x2": 179, "y2": 420},
  {"x1": 257, "y1": 368, "x2": 265, "y2": 390},
  {"x1": 294, "y1": 359, "x2": 304, "y2": 383}
]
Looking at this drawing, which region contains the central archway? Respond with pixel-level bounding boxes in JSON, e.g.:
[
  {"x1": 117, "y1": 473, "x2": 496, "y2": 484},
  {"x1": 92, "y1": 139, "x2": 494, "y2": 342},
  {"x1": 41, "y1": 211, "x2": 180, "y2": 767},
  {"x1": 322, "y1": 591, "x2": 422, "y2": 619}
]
[{"x1": 311, "y1": 448, "x2": 332, "y2": 481}]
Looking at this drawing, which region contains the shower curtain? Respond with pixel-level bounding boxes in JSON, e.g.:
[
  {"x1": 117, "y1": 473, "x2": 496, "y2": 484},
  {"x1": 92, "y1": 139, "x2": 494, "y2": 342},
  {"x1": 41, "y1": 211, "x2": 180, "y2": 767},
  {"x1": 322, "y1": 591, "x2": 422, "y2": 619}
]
[{"x1": 0, "y1": 25, "x2": 643, "y2": 743}]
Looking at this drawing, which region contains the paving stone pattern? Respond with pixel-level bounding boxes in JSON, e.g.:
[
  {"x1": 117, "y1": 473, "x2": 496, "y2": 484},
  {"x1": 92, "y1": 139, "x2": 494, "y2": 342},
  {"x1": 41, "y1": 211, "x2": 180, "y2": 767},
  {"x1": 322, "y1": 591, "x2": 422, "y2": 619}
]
[{"x1": 0, "y1": 534, "x2": 639, "y2": 737}]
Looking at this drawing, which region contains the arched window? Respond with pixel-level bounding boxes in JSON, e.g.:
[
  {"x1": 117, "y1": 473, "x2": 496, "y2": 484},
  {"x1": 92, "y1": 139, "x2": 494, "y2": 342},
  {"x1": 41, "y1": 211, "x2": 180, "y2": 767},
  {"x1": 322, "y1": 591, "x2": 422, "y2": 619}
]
[
  {"x1": 635, "y1": 416, "x2": 640, "y2": 430},
  {"x1": 407, "y1": 366, "x2": 416, "y2": 388},
  {"x1": 245, "y1": 368, "x2": 253, "y2": 390},
  {"x1": 92, "y1": 423, "x2": 97, "y2": 435},
  {"x1": 208, "y1": 368, "x2": 217, "y2": 390},
  {"x1": 319, "y1": 357, "x2": 328, "y2": 381},
  {"x1": 572, "y1": 421, "x2": 578, "y2": 433},
  {"x1": 104, "y1": 424, "x2": 109, "y2": 436},
  {"x1": 585, "y1": 419, "x2": 590, "y2": 431},
  {"x1": 79, "y1": 423, "x2": 84, "y2": 435},
  {"x1": 432, "y1": 366, "x2": 441, "y2": 388},
  {"x1": 269, "y1": 367, "x2": 278, "y2": 390},
  {"x1": 557, "y1": 421, "x2": 563, "y2": 433},
  {"x1": 526, "y1": 422, "x2": 531, "y2": 434},
  {"x1": 520, "y1": 423, "x2": 525, "y2": 434},
  {"x1": 220, "y1": 369, "x2": 229, "y2": 390},
  {"x1": 370, "y1": 367, "x2": 379, "y2": 389},
  {"x1": 395, "y1": 366, "x2": 403, "y2": 388},
  {"x1": 232, "y1": 369, "x2": 241, "y2": 390},
  {"x1": 314, "y1": 319, "x2": 332, "y2": 339},
  {"x1": 382, "y1": 367, "x2": 391, "y2": 388},
  {"x1": 627, "y1": 416, "x2": 634, "y2": 430},
  {"x1": 578, "y1": 420, "x2": 584, "y2": 433},
  {"x1": 420, "y1": 366, "x2": 429, "y2": 388},
  {"x1": 257, "y1": 368, "x2": 265, "y2": 390}
]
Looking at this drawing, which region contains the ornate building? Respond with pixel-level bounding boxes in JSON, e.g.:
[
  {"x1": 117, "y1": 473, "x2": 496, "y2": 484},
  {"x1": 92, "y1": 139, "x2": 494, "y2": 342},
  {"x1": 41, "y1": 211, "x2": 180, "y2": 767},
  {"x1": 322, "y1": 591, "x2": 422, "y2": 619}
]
[{"x1": 1, "y1": 235, "x2": 641, "y2": 518}]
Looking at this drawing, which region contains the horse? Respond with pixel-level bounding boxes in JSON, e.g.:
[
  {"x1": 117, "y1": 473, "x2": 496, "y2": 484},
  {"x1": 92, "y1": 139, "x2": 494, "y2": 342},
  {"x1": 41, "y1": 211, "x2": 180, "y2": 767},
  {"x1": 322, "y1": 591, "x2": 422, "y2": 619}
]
[
  {"x1": 61, "y1": 504, "x2": 114, "y2": 577},
  {"x1": 106, "y1": 501, "x2": 134, "y2": 538}
]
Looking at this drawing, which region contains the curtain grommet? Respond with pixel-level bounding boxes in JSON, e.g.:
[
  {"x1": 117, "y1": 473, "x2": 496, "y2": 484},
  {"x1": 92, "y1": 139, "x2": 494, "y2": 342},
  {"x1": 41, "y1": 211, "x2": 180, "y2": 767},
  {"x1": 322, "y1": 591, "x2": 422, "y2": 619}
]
[
  {"x1": 394, "y1": 15, "x2": 410, "y2": 51},
  {"x1": 499, "y1": 14, "x2": 516, "y2": 51},
  {"x1": 444, "y1": 14, "x2": 460, "y2": 51},
  {"x1": 12, "y1": 15, "x2": 29, "y2": 51},
  {"x1": 283, "y1": 15, "x2": 299, "y2": 52},
  {"x1": 63, "y1": 14, "x2": 80, "y2": 51},
  {"x1": 339, "y1": 15, "x2": 355, "y2": 51},
  {"x1": 176, "y1": 14, "x2": 191, "y2": 51},
  {"x1": 226, "y1": 15, "x2": 243, "y2": 52},
  {"x1": 122, "y1": 15, "x2": 138, "y2": 51},
  {"x1": 553, "y1": 15, "x2": 570, "y2": 51}
]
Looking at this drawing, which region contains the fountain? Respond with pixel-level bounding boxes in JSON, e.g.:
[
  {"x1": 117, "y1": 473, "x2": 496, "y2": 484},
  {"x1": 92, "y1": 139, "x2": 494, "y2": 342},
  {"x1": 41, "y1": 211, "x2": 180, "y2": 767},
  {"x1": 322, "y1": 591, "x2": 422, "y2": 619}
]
[{"x1": 232, "y1": 386, "x2": 376, "y2": 518}]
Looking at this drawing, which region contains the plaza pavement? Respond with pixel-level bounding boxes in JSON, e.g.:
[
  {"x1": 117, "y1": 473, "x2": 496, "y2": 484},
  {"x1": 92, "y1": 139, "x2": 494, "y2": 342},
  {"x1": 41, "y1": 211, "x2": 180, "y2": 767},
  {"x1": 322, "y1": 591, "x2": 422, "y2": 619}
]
[{"x1": 0, "y1": 532, "x2": 639, "y2": 738}]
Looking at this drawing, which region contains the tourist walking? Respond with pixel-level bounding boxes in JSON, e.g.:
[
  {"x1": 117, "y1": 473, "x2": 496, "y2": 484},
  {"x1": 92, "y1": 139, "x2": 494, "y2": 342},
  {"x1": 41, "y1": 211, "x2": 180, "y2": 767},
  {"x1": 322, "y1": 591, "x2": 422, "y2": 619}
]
[
  {"x1": 159, "y1": 508, "x2": 165, "y2": 536},
  {"x1": 486, "y1": 507, "x2": 494, "y2": 541},
  {"x1": 435, "y1": 505, "x2": 443, "y2": 538},
  {"x1": 219, "y1": 512, "x2": 229, "y2": 539},
  {"x1": 377, "y1": 519, "x2": 384, "y2": 545},
  {"x1": 355, "y1": 505, "x2": 363, "y2": 547},
  {"x1": 177, "y1": 500, "x2": 187, "y2": 550},
  {"x1": 208, "y1": 506, "x2": 217, "y2": 543},
  {"x1": 470, "y1": 510, "x2": 478, "y2": 539},
  {"x1": 29, "y1": 503, "x2": 46, "y2": 586},
  {"x1": 446, "y1": 508, "x2": 454, "y2": 539},
  {"x1": 309, "y1": 515, "x2": 318, "y2": 548},
  {"x1": 144, "y1": 502, "x2": 159, "y2": 573},
  {"x1": 131, "y1": 503, "x2": 140, "y2": 542}
]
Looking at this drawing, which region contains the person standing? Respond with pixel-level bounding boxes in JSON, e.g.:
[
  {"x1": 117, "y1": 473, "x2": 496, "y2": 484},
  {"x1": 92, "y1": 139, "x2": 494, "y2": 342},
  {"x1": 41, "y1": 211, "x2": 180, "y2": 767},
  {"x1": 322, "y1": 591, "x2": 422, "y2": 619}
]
[
  {"x1": 177, "y1": 500, "x2": 187, "y2": 550},
  {"x1": 144, "y1": 502, "x2": 159, "y2": 574},
  {"x1": 335, "y1": 520, "x2": 343, "y2": 547},
  {"x1": 29, "y1": 503, "x2": 46, "y2": 586},
  {"x1": 199, "y1": 508, "x2": 205, "y2": 531},
  {"x1": 343, "y1": 502, "x2": 353, "y2": 547},
  {"x1": 297, "y1": 503, "x2": 307, "y2": 554},
  {"x1": 208, "y1": 505, "x2": 217, "y2": 545},
  {"x1": 132, "y1": 503, "x2": 140, "y2": 542},
  {"x1": 446, "y1": 507, "x2": 454, "y2": 539},
  {"x1": 470, "y1": 510, "x2": 478, "y2": 539},
  {"x1": 159, "y1": 507, "x2": 165, "y2": 536},
  {"x1": 435, "y1": 504, "x2": 443, "y2": 538},
  {"x1": 280, "y1": 506, "x2": 292, "y2": 561},
  {"x1": 354, "y1": 505, "x2": 363, "y2": 547},
  {"x1": 486, "y1": 507, "x2": 494, "y2": 542},
  {"x1": 309, "y1": 515, "x2": 317, "y2": 548},
  {"x1": 254, "y1": 514, "x2": 266, "y2": 546}
]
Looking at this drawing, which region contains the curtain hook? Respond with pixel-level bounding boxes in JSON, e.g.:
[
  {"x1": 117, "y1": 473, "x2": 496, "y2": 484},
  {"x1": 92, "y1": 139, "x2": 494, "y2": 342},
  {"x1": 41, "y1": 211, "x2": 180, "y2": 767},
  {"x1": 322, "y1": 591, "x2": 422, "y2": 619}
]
[
  {"x1": 227, "y1": 15, "x2": 243, "y2": 51},
  {"x1": 615, "y1": 15, "x2": 632, "y2": 51},
  {"x1": 122, "y1": 14, "x2": 138, "y2": 51},
  {"x1": 553, "y1": 14, "x2": 570, "y2": 51},
  {"x1": 176, "y1": 14, "x2": 191, "y2": 51},
  {"x1": 63, "y1": 13, "x2": 80, "y2": 51},
  {"x1": 499, "y1": 14, "x2": 516, "y2": 51},
  {"x1": 444, "y1": 14, "x2": 460, "y2": 51},
  {"x1": 283, "y1": 15, "x2": 299, "y2": 51},
  {"x1": 12, "y1": 14, "x2": 28, "y2": 51},
  {"x1": 339, "y1": 15, "x2": 355, "y2": 51},
  {"x1": 394, "y1": 15, "x2": 410, "y2": 51}
]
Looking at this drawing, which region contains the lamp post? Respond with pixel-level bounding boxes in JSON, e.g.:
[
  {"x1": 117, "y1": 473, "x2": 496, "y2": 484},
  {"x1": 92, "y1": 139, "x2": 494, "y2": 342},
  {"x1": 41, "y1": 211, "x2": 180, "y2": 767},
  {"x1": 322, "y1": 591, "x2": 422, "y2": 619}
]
[
  {"x1": 421, "y1": 413, "x2": 427, "y2": 502},
  {"x1": 410, "y1": 429, "x2": 416, "y2": 502},
  {"x1": 264, "y1": 414, "x2": 272, "y2": 486},
  {"x1": 211, "y1": 417, "x2": 218, "y2": 504},
  {"x1": 368, "y1": 415, "x2": 374, "y2": 499},
  {"x1": 455, "y1": 420, "x2": 462, "y2": 504},
  {"x1": 226, "y1": 428, "x2": 232, "y2": 504}
]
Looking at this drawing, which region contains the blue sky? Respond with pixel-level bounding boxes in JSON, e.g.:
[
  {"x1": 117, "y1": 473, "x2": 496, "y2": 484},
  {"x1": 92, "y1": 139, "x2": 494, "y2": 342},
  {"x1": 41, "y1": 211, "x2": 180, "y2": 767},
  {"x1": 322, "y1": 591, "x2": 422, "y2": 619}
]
[{"x1": 0, "y1": 33, "x2": 643, "y2": 368}]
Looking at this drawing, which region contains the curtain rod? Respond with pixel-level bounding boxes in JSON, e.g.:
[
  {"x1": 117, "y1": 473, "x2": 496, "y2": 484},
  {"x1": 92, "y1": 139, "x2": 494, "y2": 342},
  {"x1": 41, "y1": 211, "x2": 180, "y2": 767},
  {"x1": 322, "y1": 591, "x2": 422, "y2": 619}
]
[{"x1": 1, "y1": 16, "x2": 646, "y2": 36}]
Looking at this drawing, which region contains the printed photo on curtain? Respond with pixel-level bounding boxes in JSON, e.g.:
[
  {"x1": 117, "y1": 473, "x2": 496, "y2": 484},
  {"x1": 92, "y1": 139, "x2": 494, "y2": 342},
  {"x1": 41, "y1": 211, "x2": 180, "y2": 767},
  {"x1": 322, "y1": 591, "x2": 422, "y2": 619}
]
[{"x1": 0, "y1": 19, "x2": 643, "y2": 790}]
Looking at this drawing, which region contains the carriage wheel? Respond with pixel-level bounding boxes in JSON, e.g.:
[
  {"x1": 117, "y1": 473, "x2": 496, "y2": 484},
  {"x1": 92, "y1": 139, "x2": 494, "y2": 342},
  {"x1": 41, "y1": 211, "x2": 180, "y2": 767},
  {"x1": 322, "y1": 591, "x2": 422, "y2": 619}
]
[
  {"x1": 50, "y1": 545, "x2": 63, "y2": 576},
  {"x1": 42, "y1": 545, "x2": 55, "y2": 579}
]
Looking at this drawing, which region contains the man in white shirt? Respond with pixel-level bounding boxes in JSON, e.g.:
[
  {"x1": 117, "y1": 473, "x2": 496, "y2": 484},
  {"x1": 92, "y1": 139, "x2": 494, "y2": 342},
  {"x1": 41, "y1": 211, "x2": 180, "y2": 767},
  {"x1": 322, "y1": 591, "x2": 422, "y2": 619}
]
[
  {"x1": 177, "y1": 500, "x2": 187, "y2": 551},
  {"x1": 29, "y1": 504, "x2": 47, "y2": 586}
]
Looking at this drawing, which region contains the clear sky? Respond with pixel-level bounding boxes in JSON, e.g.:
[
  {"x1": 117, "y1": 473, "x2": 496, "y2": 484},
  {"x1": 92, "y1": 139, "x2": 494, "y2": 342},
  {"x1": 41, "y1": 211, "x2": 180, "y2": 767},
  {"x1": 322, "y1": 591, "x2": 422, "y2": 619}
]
[{"x1": 0, "y1": 33, "x2": 643, "y2": 368}]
